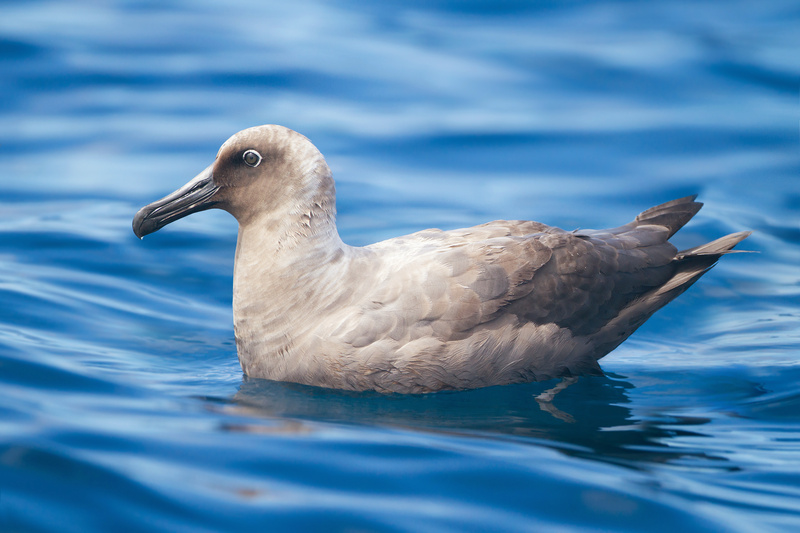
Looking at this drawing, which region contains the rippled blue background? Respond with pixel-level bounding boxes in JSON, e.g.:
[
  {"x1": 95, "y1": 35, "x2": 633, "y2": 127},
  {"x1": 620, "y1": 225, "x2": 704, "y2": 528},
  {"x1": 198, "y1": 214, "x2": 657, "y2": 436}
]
[{"x1": 2, "y1": 1, "x2": 799, "y2": 531}]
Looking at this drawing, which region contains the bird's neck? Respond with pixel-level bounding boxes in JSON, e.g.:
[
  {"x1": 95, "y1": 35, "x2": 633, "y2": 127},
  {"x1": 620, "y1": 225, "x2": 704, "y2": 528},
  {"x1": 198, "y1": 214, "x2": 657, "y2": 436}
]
[
  {"x1": 230, "y1": 197, "x2": 353, "y2": 375},
  {"x1": 232, "y1": 199, "x2": 347, "y2": 307}
]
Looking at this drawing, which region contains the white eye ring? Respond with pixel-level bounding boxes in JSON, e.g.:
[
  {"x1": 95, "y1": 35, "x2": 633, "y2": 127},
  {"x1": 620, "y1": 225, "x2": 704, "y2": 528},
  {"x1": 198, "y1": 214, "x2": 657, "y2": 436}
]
[{"x1": 243, "y1": 149, "x2": 262, "y2": 167}]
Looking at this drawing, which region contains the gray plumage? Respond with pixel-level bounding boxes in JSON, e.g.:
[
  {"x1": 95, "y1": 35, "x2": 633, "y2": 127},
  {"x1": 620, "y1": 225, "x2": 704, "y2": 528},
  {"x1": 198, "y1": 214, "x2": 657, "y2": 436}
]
[{"x1": 132, "y1": 125, "x2": 750, "y2": 393}]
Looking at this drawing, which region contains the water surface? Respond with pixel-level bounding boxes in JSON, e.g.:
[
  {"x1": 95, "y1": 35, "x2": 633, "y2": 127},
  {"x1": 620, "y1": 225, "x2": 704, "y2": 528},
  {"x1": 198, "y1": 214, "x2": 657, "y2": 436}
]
[{"x1": 1, "y1": 1, "x2": 799, "y2": 531}]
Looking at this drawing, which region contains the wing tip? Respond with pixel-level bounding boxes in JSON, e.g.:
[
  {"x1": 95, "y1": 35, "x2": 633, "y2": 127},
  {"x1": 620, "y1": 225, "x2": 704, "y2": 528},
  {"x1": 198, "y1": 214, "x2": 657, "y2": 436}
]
[{"x1": 634, "y1": 195, "x2": 704, "y2": 238}]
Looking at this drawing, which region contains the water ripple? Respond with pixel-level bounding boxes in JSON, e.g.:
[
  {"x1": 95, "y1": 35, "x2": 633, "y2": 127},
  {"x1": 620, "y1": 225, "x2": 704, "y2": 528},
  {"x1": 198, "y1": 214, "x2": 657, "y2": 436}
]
[{"x1": 1, "y1": 0, "x2": 799, "y2": 531}]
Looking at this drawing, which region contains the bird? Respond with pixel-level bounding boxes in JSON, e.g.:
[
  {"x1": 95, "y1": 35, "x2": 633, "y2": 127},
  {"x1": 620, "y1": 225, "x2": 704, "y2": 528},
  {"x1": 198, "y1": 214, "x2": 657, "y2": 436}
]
[{"x1": 133, "y1": 124, "x2": 750, "y2": 394}]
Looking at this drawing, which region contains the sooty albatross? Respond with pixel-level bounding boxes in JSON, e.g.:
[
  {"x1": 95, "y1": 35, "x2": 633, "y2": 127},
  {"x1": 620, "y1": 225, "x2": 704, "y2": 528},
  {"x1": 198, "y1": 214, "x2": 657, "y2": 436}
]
[{"x1": 133, "y1": 125, "x2": 749, "y2": 394}]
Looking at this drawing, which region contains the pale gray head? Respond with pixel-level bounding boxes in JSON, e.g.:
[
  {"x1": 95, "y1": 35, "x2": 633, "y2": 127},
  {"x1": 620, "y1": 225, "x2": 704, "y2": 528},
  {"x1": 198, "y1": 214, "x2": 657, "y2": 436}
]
[{"x1": 132, "y1": 125, "x2": 334, "y2": 238}]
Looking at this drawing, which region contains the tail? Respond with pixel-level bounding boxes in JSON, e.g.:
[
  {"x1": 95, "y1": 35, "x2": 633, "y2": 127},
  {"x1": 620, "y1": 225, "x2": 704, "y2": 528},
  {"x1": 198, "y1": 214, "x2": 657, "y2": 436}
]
[
  {"x1": 589, "y1": 197, "x2": 750, "y2": 360},
  {"x1": 654, "y1": 230, "x2": 752, "y2": 296},
  {"x1": 627, "y1": 194, "x2": 750, "y2": 297}
]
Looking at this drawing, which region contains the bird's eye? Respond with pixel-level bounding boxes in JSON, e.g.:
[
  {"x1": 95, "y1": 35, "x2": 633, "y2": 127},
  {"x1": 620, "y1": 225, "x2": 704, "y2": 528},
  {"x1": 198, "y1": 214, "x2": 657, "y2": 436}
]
[{"x1": 242, "y1": 149, "x2": 262, "y2": 167}]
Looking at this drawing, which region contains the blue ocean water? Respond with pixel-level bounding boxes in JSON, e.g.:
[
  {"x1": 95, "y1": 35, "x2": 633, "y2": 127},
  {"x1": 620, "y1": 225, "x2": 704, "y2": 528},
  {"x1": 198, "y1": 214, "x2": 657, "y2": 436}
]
[{"x1": 1, "y1": 0, "x2": 799, "y2": 531}]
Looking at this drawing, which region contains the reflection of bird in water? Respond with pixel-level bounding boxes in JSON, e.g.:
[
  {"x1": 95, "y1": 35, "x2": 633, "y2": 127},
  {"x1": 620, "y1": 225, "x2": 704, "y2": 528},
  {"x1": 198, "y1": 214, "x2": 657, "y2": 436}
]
[
  {"x1": 225, "y1": 374, "x2": 732, "y2": 470},
  {"x1": 134, "y1": 125, "x2": 749, "y2": 393},
  {"x1": 536, "y1": 377, "x2": 579, "y2": 422}
]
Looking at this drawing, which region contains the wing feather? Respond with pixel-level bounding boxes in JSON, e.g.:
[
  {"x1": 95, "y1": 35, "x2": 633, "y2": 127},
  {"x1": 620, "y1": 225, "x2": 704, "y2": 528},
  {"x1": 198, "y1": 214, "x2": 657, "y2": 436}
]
[{"x1": 346, "y1": 209, "x2": 694, "y2": 348}]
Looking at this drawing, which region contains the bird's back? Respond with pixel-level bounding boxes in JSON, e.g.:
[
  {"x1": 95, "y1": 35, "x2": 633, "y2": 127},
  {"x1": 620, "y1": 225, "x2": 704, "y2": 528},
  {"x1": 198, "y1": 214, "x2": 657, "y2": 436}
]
[{"x1": 306, "y1": 196, "x2": 749, "y2": 393}]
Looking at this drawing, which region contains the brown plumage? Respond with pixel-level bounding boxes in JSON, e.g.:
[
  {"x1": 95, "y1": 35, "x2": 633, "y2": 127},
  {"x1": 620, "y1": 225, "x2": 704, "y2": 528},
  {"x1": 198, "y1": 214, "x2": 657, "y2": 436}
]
[{"x1": 133, "y1": 125, "x2": 750, "y2": 393}]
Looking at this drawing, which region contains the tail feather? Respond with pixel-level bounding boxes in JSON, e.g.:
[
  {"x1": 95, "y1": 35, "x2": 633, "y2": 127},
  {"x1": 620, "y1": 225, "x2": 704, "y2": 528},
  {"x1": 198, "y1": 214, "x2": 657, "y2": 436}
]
[
  {"x1": 589, "y1": 214, "x2": 751, "y2": 360},
  {"x1": 656, "y1": 230, "x2": 752, "y2": 296},
  {"x1": 676, "y1": 230, "x2": 752, "y2": 258}
]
